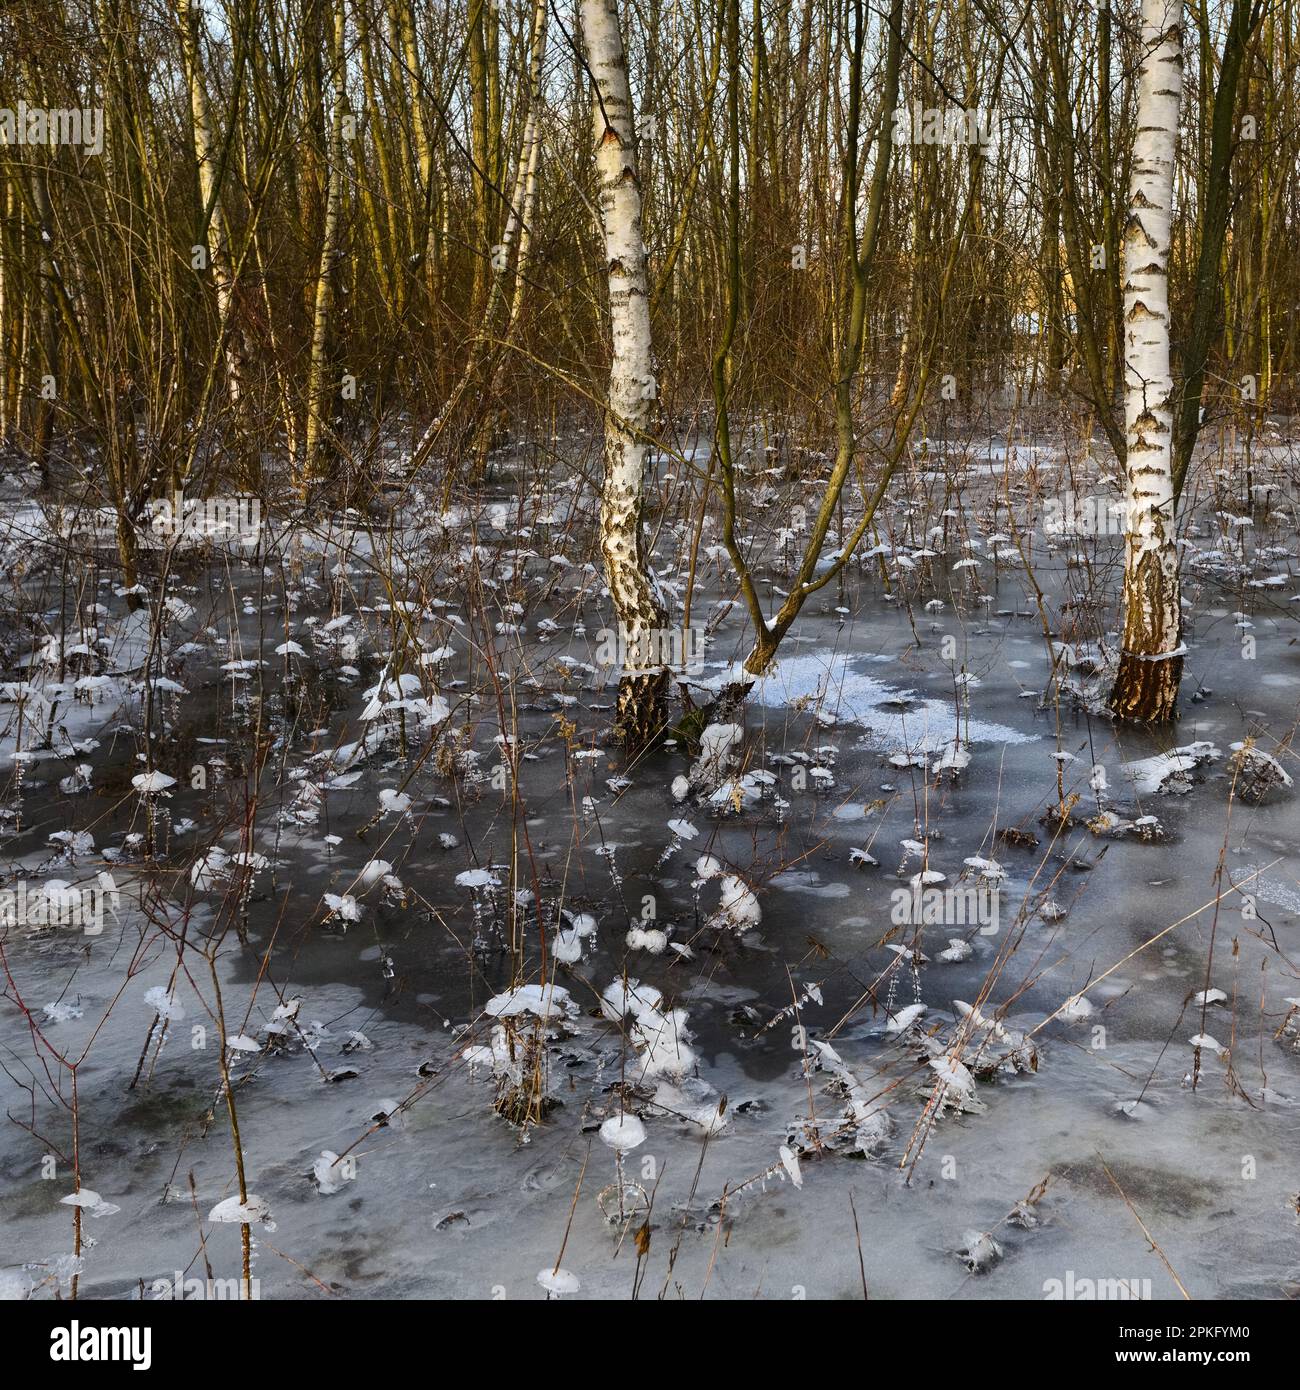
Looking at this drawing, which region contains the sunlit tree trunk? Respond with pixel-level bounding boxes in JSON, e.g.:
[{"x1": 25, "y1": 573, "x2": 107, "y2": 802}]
[
  {"x1": 31, "y1": 155, "x2": 56, "y2": 491},
  {"x1": 175, "y1": 0, "x2": 245, "y2": 412},
  {"x1": 471, "y1": 0, "x2": 548, "y2": 458},
  {"x1": 891, "y1": 50, "x2": 923, "y2": 410},
  {"x1": 303, "y1": 0, "x2": 348, "y2": 487},
  {"x1": 729, "y1": 0, "x2": 907, "y2": 682},
  {"x1": 408, "y1": 0, "x2": 547, "y2": 483},
  {"x1": 468, "y1": 0, "x2": 493, "y2": 318},
  {"x1": 580, "y1": 0, "x2": 669, "y2": 750},
  {"x1": 392, "y1": 0, "x2": 438, "y2": 304},
  {"x1": 0, "y1": 171, "x2": 9, "y2": 448},
  {"x1": 1171, "y1": 0, "x2": 1262, "y2": 498},
  {"x1": 1109, "y1": 0, "x2": 1185, "y2": 723},
  {"x1": 354, "y1": 0, "x2": 401, "y2": 316},
  {"x1": 507, "y1": 0, "x2": 548, "y2": 329}
]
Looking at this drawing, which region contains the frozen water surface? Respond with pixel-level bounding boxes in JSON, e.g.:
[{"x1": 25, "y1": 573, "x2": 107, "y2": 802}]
[{"x1": 1, "y1": 435, "x2": 1299, "y2": 1302}]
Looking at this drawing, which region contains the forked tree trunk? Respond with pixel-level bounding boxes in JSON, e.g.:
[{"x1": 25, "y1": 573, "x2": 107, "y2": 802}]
[
  {"x1": 409, "y1": 0, "x2": 547, "y2": 488},
  {"x1": 579, "y1": 0, "x2": 669, "y2": 751},
  {"x1": 1108, "y1": 0, "x2": 1184, "y2": 724},
  {"x1": 729, "y1": 0, "x2": 906, "y2": 684}
]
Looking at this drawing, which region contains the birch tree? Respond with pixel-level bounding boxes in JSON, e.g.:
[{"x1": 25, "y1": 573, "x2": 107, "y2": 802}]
[
  {"x1": 507, "y1": 0, "x2": 548, "y2": 330},
  {"x1": 176, "y1": 0, "x2": 245, "y2": 414},
  {"x1": 1108, "y1": 0, "x2": 1185, "y2": 723},
  {"x1": 303, "y1": 0, "x2": 348, "y2": 485},
  {"x1": 30, "y1": 151, "x2": 57, "y2": 491},
  {"x1": 579, "y1": 0, "x2": 669, "y2": 750}
]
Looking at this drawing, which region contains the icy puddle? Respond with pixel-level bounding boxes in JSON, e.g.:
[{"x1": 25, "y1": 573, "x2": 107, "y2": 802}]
[
  {"x1": 748, "y1": 649, "x2": 1039, "y2": 752},
  {"x1": 2, "y1": 453, "x2": 1299, "y2": 1302}
]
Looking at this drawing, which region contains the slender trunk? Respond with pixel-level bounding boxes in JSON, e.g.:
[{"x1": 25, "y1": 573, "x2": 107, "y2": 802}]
[
  {"x1": 891, "y1": 51, "x2": 924, "y2": 409},
  {"x1": 356, "y1": 0, "x2": 403, "y2": 314},
  {"x1": 736, "y1": 0, "x2": 906, "y2": 678},
  {"x1": 1099, "y1": 0, "x2": 1124, "y2": 403},
  {"x1": 1109, "y1": 0, "x2": 1185, "y2": 723},
  {"x1": 1171, "y1": 0, "x2": 1260, "y2": 498},
  {"x1": 394, "y1": 0, "x2": 438, "y2": 302},
  {"x1": 507, "y1": 0, "x2": 549, "y2": 329},
  {"x1": 0, "y1": 171, "x2": 10, "y2": 447},
  {"x1": 472, "y1": 0, "x2": 549, "y2": 456},
  {"x1": 302, "y1": 0, "x2": 348, "y2": 487},
  {"x1": 1, "y1": 177, "x2": 19, "y2": 445},
  {"x1": 580, "y1": 0, "x2": 669, "y2": 751},
  {"x1": 176, "y1": 0, "x2": 245, "y2": 412},
  {"x1": 469, "y1": 0, "x2": 493, "y2": 317},
  {"x1": 31, "y1": 157, "x2": 56, "y2": 490}
]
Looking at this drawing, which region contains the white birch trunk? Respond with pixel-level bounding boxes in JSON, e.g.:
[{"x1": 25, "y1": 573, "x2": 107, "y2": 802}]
[
  {"x1": 31, "y1": 160, "x2": 56, "y2": 485},
  {"x1": 303, "y1": 0, "x2": 348, "y2": 484},
  {"x1": 507, "y1": 0, "x2": 548, "y2": 328},
  {"x1": 176, "y1": 0, "x2": 244, "y2": 410},
  {"x1": 469, "y1": 0, "x2": 548, "y2": 461},
  {"x1": 477, "y1": 0, "x2": 545, "y2": 341},
  {"x1": 1110, "y1": 0, "x2": 1185, "y2": 722},
  {"x1": 580, "y1": 0, "x2": 668, "y2": 747}
]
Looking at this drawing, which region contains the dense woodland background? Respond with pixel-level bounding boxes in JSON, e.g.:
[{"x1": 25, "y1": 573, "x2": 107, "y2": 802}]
[{"x1": 1, "y1": 1, "x2": 1295, "y2": 486}]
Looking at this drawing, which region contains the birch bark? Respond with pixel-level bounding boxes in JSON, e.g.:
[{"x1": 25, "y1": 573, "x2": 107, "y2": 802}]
[
  {"x1": 31, "y1": 157, "x2": 56, "y2": 490},
  {"x1": 303, "y1": 0, "x2": 348, "y2": 485},
  {"x1": 176, "y1": 0, "x2": 244, "y2": 411},
  {"x1": 507, "y1": 0, "x2": 548, "y2": 330},
  {"x1": 580, "y1": 0, "x2": 669, "y2": 749},
  {"x1": 1109, "y1": 0, "x2": 1184, "y2": 722}
]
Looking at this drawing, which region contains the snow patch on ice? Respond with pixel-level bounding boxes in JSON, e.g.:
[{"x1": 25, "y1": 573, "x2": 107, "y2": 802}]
[{"x1": 748, "y1": 652, "x2": 1036, "y2": 752}]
